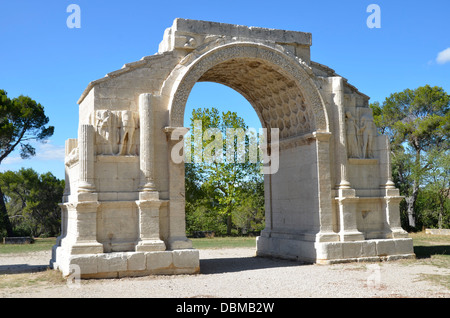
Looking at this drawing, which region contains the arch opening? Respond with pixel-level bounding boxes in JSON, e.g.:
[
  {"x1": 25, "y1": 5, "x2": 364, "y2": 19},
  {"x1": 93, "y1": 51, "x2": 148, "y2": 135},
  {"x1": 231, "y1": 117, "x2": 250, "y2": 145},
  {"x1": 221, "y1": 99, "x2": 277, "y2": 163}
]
[
  {"x1": 174, "y1": 52, "x2": 326, "y2": 258},
  {"x1": 184, "y1": 82, "x2": 265, "y2": 237}
]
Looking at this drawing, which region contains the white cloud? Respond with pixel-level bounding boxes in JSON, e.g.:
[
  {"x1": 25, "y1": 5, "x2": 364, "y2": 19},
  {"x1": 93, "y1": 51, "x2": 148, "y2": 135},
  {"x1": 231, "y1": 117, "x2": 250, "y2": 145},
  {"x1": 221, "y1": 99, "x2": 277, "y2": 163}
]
[
  {"x1": 0, "y1": 140, "x2": 64, "y2": 170},
  {"x1": 436, "y1": 47, "x2": 450, "y2": 64},
  {"x1": 1, "y1": 156, "x2": 23, "y2": 165},
  {"x1": 34, "y1": 141, "x2": 65, "y2": 161}
]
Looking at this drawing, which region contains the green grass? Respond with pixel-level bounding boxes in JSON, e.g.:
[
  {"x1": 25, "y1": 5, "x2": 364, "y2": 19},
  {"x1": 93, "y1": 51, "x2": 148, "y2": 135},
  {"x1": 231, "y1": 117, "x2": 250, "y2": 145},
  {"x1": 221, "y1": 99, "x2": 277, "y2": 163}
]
[
  {"x1": 408, "y1": 232, "x2": 450, "y2": 289},
  {"x1": 0, "y1": 236, "x2": 257, "y2": 253},
  {"x1": 190, "y1": 236, "x2": 256, "y2": 249},
  {"x1": 409, "y1": 232, "x2": 450, "y2": 261},
  {"x1": 0, "y1": 237, "x2": 56, "y2": 254}
]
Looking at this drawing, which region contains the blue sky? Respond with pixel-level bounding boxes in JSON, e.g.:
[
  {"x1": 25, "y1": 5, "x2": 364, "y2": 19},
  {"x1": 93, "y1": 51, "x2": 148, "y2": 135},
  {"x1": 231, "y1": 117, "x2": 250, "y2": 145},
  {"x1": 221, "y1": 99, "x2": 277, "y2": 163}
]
[{"x1": 0, "y1": 0, "x2": 449, "y2": 179}]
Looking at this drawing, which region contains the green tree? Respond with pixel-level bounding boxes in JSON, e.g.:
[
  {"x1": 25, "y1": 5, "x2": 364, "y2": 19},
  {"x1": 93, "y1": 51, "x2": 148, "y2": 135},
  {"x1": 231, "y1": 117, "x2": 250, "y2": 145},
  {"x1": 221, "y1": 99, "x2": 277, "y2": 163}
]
[
  {"x1": 422, "y1": 149, "x2": 450, "y2": 229},
  {"x1": 232, "y1": 179, "x2": 265, "y2": 235},
  {"x1": 370, "y1": 85, "x2": 450, "y2": 229},
  {"x1": 0, "y1": 168, "x2": 63, "y2": 237},
  {"x1": 185, "y1": 107, "x2": 264, "y2": 236},
  {"x1": 0, "y1": 90, "x2": 54, "y2": 236}
]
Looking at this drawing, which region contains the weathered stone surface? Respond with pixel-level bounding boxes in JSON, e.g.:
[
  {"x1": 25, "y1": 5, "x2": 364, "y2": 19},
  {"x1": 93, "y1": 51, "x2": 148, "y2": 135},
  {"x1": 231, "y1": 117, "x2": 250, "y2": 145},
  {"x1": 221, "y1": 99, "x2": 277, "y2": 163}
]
[{"x1": 52, "y1": 18, "x2": 414, "y2": 279}]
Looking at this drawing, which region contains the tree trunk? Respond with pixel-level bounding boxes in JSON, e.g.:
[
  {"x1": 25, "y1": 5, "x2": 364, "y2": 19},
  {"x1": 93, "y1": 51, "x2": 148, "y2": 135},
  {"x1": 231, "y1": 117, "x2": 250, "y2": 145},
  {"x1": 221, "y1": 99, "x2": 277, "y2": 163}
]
[
  {"x1": 226, "y1": 213, "x2": 232, "y2": 236},
  {"x1": 405, "y1": 148, "x2": 422, "y2": 230},
  {"x1": 405, "y1": 181, "x2": 419, "y2": 229},
  {"x1": 0, "y1": 185, "x2": 14, "y2": 237},
  {"x1": 438, "y1": 195, "x2": 444, "y2": 230}
]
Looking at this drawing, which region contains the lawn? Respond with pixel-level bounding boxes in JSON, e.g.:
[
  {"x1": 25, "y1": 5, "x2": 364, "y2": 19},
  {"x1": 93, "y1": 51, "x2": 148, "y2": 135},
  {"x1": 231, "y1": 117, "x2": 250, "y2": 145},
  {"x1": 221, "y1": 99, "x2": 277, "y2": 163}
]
[
  {"x1": 0, "y1": 237, "x2": 56, "y2": 254},
  {"x1": 407, "y1": 232, "x2": 450, "y2": 290},
  {"x1": 191, "y1": 236, "x2": 256, "y2": 249},
  {"x1": 0, "y1": 236, "x2": 257, "y2": 254},
  {"x1": 0, "y1": 233, "x2": 448, "y2": 256}
]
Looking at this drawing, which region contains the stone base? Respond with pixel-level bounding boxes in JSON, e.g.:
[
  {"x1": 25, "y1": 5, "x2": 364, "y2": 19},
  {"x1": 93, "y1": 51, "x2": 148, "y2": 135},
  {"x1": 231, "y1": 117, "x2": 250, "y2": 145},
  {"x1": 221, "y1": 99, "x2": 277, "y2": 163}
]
[
  {"x1": 51, "y1": 246, "x2": 199, "y2": 278},
  {"x1": 256, "y1": 235, "x2": 415, "y2": 264}
]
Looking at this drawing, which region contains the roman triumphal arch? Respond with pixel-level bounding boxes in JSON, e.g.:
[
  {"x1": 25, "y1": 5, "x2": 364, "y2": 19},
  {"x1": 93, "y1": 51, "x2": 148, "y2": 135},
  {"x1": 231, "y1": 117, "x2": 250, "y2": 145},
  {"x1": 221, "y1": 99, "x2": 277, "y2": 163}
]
[{"x1": 51, "y1": 19, "x2": 415, "y2": 278}]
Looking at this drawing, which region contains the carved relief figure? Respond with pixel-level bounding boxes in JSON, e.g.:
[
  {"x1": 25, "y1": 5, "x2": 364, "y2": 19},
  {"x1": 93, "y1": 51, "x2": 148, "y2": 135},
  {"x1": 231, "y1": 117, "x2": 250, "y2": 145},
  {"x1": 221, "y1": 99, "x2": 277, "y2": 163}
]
[
  {"x1": 96, "y1": 110, "x2": 115, "y2": 155},
  {"x1": 346, "y1": 112, "x2": 376, "y2": 159},
  {"x1": 94, "y1": 110, "x2": 139, "y2": 156},
  {"x1": 119, "y1": 110, "x2": 138, "y2": 156},
  {"x1": 359, "y1": 116, "x2": 375, "y2": 159},
  {"x1": 345, "y1": 111, "x2": 360, "y2": 158}
]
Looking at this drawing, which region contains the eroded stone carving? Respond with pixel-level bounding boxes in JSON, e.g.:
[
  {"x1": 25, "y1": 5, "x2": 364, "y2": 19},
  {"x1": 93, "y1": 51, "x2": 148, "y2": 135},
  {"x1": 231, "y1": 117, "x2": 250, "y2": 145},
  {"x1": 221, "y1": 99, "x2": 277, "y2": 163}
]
[
  {"x1": 94, "y1": 110, "x2": 139, "y2": 156},
  {"x1": 119, "y1": 110, "x2": 139, "y2": 156},
  {"x1": 64, "y1": 146, "x2": 79, "y2": 167},
  {"x1": 359, "y1": 115, "x2": 376, "y2": 159},
  {"x1": 346, "y1": 111, "x2": 360, "y2": 158},
  {"x1": 346, "y1": 111, "x2": 377, "y2": 159}
]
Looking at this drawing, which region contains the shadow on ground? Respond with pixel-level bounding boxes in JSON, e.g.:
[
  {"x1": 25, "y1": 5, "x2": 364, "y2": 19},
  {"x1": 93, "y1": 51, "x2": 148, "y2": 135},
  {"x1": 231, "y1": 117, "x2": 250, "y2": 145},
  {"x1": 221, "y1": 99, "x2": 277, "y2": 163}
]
[
  {"x1": 200, "y1": 256, "x2": 307, "y2": 274},
  {"x1": 0, "y1": 264, "x2": 49, "y2": 275},
  {"x1": 414, "y1": 245, "x2": 450, "y2": 259}
]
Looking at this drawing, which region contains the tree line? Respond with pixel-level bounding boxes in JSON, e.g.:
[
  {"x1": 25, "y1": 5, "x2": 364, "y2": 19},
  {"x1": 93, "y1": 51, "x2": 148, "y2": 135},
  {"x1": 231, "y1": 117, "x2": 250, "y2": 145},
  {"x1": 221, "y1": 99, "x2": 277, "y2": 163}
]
[
  {"x1": 0, "y1": 168, "x2": 64, "y2": 237},
  {"x1": 370, "y1": 85, "x2": 449, "y2": 230},
  {"x1": 0, "y1": 85, "x2": 448, "y2": 239}
]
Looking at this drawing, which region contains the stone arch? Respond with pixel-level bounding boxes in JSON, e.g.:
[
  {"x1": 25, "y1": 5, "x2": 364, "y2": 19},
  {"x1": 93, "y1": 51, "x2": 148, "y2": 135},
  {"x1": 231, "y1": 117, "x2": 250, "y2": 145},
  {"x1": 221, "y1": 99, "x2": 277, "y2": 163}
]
[
  {"x1": 161, "y1": 40, "x2": 339, "y2": 260},
  {"x1": 163, "y1": 42, "x2": 329, "y2": 136},
  {"x1": 52, "y1": 19, "x2": 415, "y2": 278}
]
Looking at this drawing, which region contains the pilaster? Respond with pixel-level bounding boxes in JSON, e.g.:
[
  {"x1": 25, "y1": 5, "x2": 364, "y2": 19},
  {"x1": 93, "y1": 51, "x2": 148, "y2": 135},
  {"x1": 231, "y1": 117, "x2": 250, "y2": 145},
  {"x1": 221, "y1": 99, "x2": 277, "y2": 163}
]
[
  {"x1": 135, "y1": 200, "x2": 166, "y2": 251},
  {"x1": 164, "y1": 126, "x2": 193, "y2": 250},
  {"x1": 62, "y1": 201, "x2": 103, "y2": 254}
]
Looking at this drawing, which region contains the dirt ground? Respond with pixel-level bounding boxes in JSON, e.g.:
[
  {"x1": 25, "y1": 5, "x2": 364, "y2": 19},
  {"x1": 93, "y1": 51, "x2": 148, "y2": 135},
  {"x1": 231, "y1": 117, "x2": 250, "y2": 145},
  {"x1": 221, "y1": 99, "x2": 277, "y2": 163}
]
[{"x1": 0, "y1": 247, "x2": 449, "y2": 298}]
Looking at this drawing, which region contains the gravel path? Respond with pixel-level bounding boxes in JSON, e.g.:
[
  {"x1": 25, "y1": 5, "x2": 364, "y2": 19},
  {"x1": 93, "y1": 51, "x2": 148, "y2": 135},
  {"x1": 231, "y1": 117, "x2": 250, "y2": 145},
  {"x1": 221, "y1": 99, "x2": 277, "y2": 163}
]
[{"x1": 1, "y1": 248, "x2": 449, "y2": 298}]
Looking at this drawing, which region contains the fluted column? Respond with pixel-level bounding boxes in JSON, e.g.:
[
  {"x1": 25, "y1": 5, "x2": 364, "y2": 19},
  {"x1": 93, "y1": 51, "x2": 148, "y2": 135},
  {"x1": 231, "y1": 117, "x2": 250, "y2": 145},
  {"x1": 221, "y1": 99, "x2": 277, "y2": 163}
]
[
  {"x1": 331, "y1": 77, "x2": 352, "y2": 193},
  {"x1": 139, "y1": 93, "x2": 158, "y2": 200},
  {"x1": 78, "y1": 124, "x2": 96, "y2": 193}
]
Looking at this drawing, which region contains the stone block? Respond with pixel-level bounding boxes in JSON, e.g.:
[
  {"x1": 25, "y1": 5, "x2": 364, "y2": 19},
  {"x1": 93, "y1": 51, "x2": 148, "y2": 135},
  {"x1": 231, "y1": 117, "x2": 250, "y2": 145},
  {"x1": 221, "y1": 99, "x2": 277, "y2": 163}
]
[
  {"x1": 69, "y1": 255, "x2": 98, "y2": 275},
  {"x1": 126, "y1": 252, "x2": 146, "y2": 271},
  {"x1": 173, "y1": 249, "x2": 200, "y2": 268},
  {"x1": 97, "y1": 253, "x2": 128, "y2": 273},
  {"x1": 315, "y1": 242, "x2": 343, "y2": 261},
  {"x1": 393, "y1": 238, "x2": 414, "y2": 255},
  {"x1": 361, "y1": 240, "x2": 377, "y2": 257},
  {"x1": 375, "y1": 239, "x2": 396, "y2": 256},
  {"x1": 342, "y1": 241, "x2": 362, "y2": 259},
  {"x1": 146, "y1": 251, "x2": 173, "y2": 270}
]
